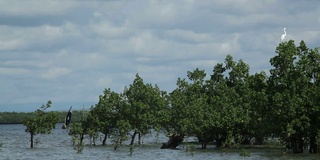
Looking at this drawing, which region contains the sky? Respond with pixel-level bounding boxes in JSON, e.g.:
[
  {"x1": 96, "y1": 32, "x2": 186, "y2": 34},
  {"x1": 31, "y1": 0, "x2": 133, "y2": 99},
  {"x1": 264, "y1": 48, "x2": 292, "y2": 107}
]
[{"x1": 0, "y1": 0, "x2": 319, "y2": 112}]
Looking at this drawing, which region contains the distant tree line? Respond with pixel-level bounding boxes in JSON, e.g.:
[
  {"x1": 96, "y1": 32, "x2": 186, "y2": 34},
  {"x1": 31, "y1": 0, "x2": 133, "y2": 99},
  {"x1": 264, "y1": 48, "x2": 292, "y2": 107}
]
[
  {"x1": 68, "y1": 40, "x2": 320, "y2": 154},
  {"x1": 0, "y1": 110, "x2": 87, "y2": 124}
]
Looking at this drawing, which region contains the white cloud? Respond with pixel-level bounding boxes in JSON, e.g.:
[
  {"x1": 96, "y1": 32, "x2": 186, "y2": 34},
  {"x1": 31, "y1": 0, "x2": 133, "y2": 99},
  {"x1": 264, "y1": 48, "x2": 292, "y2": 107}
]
[
  {"x1": 0, "y1": 67, "x2": 30, "y2": 75},
  {"x1": 43, "y1": 25, "x2": 64, "y2": 39},
  {"x1": 291, "y1": 30, "x2": 320, "y2": 45},
  {"x1": 220, "y1": 34, "x2": 240, "y2": 54},
  {"x1": 97, "y1": 76, "x2": 113, "y2": 88},
  {"x1": 189, "y1": 60, "x2": 219, "y2": 69},
  {"x1": 2, "y1": 60, "x2": 50, "y2": 68},
  {"x1": 0, "y1": 39, "x2": 23, "y2": 51},
  {"x1": 41, "y1": 67, "x2": 72, "y2": 79},
  {"x1": 1, "y1": 0, "x2": 320, "y2": 111},
  {"x1": 0, "y1": 0, "x2": 76, "y2": 16},
  {"x1": 90, "y1": 21, "x2": 130, "y2": 39},
  {"x1": 164, "y1": 29, "x2": 213, "y2": 43}
]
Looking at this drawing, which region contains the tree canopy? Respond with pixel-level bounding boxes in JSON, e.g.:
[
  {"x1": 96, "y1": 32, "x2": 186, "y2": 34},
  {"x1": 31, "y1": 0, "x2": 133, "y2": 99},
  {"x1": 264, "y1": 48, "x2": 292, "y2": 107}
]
[{"x1": 23, "y1": 100, "x2": 59, "y2": 148}]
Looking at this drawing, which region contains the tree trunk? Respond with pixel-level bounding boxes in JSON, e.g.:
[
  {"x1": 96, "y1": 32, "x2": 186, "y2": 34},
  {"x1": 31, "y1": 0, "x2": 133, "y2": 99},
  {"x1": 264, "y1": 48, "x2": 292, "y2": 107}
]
[
  {"x1": 291, "y1": 136, "x2": 304, "y2": 153},
  {"x1": 138, "y1": 133, "x2": 141, "y2": 145},
  {"x1": 255, "y1": 136, "x2": 264, "y2": 145},
  {"x1": 30, "y1": 132, "x2": 34, "y2": 148},
  {"x1": 201, "y1": 141, "x2": 207, "y2": 149},
  {"x1": 215, "y1": 137, "x2": 226, "y2": 148},
  {"x1": 161, "y1": 134, "x2": 184, "y2": 149},
  {"x1": 197, "y1": 136, "x2": 211, "y2": 149},
  {"x1": 130, "y1": 130, "x2": 137, "y2": 145},
  {"x1": 102, "y1": 131, "x2": 108, "y2": 145},
  {"x1": 80, "y1": 133, "x2": 84, "y2": 145},
  {"x1": 309, "y1": 136, "x2": 319, "y2": 153}
]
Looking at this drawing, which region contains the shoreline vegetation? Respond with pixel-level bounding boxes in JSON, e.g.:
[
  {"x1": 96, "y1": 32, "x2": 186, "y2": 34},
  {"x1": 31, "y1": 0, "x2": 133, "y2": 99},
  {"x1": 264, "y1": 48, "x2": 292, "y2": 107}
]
[{"x1": 0, "y1": 110, "x2": 87, "y2": 124}]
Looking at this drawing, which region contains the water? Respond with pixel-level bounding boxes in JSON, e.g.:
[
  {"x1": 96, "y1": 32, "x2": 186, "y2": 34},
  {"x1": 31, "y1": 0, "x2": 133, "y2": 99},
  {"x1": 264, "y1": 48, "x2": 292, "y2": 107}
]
[{"x1": 0, "y1": 124, "x2": 320, "y2": 160}]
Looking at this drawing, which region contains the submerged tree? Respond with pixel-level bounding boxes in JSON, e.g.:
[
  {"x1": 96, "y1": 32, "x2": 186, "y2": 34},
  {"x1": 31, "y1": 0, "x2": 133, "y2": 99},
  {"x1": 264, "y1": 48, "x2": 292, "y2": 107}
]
[
  {"x1": 23, "y1": 100, "x2": 59, "y2": 148},
  {"x1": 200, "y1": 55, "x2": 251, "y2": 148},
  {"x1": 123, "y1": 73, "x2": 167, "y2": 145},
  {"x1": 68, "y1": 106, "x2": 99, "y2": 152},
  {"x1": 268, "y1": 40, "x2": 320, "y2": 153},
  {"x1": 90, "y1": 88, "x2": 123, "y2": 145},
  {"x1": 170, "y1": 68, "x2": 212, "y2": 148},
  {"x1": 110, "y1": 119, "x2": 131, "y2": 150},
  {"x1": 245, "y1": 71, "x2": 269, "y2": 144}
]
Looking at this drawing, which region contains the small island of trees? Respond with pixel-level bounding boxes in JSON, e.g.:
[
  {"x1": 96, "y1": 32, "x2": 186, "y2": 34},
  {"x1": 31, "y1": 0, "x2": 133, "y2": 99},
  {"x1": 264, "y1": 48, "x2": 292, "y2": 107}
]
[{"x1": 68, "y1": 40, "x2": 320, "y2": 154}]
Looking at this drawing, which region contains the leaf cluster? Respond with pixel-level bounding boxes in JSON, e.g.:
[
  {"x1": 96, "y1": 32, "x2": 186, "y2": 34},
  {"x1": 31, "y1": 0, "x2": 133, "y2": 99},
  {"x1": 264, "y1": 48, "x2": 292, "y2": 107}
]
[
  {"x1": 22, "y1": 100, "x2": 59, "y2": 148},
  {"x1": 23, "y1": 100, "x2": 59, "y2": 135}
]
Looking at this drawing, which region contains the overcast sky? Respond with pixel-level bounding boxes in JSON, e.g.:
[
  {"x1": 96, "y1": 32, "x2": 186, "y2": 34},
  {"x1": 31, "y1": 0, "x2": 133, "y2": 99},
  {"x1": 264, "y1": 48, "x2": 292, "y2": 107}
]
[{"x1": 0, "y1": 0, "x2": 319, "y2": 112}]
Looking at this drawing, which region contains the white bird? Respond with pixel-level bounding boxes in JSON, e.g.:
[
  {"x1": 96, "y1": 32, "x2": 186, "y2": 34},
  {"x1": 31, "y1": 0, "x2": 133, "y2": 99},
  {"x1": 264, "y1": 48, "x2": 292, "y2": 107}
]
[{"x1": 280, "y1": 27, "x2": 286, "y2": 42}]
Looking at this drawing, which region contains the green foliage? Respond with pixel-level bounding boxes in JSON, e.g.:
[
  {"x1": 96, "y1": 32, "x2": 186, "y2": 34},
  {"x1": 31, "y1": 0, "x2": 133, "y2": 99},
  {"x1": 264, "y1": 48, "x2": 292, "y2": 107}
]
[
  {"x1": 123, "y1": 73, "x2": 168, "y2": 145},
  {"x1": 267, "y1": 40, "x2": 320, "y2": 152},
  {"x1": 68, "y1": 106, "x2": 99, "y2": 152},
  {"x1": 72, "y1": 42, "x2": 319, "y2": 153},
  {"x1": 69, "y1": 122, "x2": 84, "y2": 153},
  {"x1": 110, "y1": 119, "x2": 131, "y2": 150},
  {"x1": 90, "y1": 88, "x2": 123, "y2": 145},
  {"x1": 170, "y1": 68, "x2": 214, "y2": 148},
  {"x1": 240, "y1": 148, "x2": 251, "y2": 157},
  {"x1": 185, "y1": 143, "x2": 196, "y2": 157},
  {"x1": 129, "y1": 146, "x2": 134, "y2": 156},
  {"x1": 22, "y1": 100, "x2": 59, "y2": 148}
]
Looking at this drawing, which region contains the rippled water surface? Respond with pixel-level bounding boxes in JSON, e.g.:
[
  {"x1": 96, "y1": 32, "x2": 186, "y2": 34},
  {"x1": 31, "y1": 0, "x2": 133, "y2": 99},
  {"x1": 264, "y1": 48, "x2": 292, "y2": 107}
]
[{"x1": 1, "y1": 124, "x2": 320, "y2": 160}]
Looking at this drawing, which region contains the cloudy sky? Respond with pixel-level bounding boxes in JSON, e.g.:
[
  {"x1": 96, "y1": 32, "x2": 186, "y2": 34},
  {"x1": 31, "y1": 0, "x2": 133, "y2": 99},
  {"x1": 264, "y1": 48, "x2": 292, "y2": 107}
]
[{"x1": 0, "y1": 0, "x2": 319, "y2": 112}]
